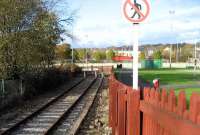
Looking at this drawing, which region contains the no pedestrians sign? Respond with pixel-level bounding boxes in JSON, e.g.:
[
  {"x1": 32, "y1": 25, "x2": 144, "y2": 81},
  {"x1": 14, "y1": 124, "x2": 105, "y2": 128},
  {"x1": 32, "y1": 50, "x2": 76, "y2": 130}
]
[
  {"x1": 122, "y1": 0, "x2": 150, "y2": 89},
  {"x1": 123, "y1": 0, "x2": 150, "y2": 23}
]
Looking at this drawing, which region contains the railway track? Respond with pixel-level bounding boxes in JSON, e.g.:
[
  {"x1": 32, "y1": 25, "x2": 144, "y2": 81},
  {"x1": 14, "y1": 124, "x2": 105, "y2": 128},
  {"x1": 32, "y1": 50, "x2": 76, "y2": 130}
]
[
  {"x1": 0, "y1": 76, "x2": 103, "y2": 135},
  {"x1": 49, "y1": 77, "x2": 103, "y2": 135}
]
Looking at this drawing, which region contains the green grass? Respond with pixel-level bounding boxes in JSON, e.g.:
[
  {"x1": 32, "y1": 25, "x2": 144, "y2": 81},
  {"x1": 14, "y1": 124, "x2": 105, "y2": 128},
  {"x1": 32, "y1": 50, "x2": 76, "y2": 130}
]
[
  {"x1": 139, "y1": 69, "x2": 200, "y2": 85},
  {"x1": 174, "y1": 88, "x2": 200, "y2": 103},
  {"x1": 139, "y1": 69, "x2": 200, "y2": 104}
]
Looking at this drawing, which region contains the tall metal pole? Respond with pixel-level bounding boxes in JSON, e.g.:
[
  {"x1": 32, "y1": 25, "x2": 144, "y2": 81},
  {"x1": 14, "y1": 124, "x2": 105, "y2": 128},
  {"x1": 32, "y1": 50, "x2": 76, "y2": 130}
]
[
  {"x1": 169, "y1": 10, "x2": 175, "y2": 69},
  {"x1": 71, "y1": 25, "x2": 74, "y2": 64},
  {"x1": 71, "y1": 48, "x2": 74, "y2": 64},
  {"x1": 176, "y1": 42, "x2": 179, "y2": 63},
  {"x1": 132, "y1": 24, "x2": 139, "y2": 90},
  {"x1": 84, "y1": 35, "x2": 88, "y2": 70},
  {"x1": 170, "y1": 44, "x2": 172, "y2": 68},
  {"x1": 86, "y1": 48, "x2": 88, "y2": 70},
  {"x1": 194, "y1": 40, "x2": 197, "y2": 71}
]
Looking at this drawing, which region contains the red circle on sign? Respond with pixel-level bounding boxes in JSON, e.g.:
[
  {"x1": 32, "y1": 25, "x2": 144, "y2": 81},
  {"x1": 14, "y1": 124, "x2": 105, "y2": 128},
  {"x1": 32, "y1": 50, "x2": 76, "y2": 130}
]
[{"x1": 123, "y1": 0, "x2": 150, "y2": 23}]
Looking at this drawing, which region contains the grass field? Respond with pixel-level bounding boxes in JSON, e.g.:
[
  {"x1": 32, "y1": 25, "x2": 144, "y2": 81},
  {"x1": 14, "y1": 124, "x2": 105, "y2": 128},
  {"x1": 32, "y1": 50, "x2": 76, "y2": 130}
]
[
  {"x1": 174, "y1": 88, "x2": 200, "y2": 104},
  {"x1": 114, "y1": 68, "x2": 200, "y2": 102},
  {"x1": 139, "y1": 69, "x2": 200, "y2": 85},
  {"x1": 139, "y1": 69, "x2": 200, "y2": 103}
]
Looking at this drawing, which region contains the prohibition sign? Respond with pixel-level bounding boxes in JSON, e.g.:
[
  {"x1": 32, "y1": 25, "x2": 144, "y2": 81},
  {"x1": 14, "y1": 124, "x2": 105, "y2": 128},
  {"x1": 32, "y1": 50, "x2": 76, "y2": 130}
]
[{"x1": 123, "y1": 0, "x2": 150, "y2": 23}]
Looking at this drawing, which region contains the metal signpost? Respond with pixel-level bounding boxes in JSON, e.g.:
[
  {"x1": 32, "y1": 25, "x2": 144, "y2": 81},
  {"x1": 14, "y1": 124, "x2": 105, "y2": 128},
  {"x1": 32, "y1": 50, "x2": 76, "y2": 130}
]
[{"x1": 123, "y1": 0, "x2": 150, "y2": 89}]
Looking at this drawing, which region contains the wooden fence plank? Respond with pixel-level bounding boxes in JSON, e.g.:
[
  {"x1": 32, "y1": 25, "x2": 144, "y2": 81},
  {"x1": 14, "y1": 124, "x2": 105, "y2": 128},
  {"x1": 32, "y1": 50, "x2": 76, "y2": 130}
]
[
  {"x1": 168, "y1": 90, "x2": 176, "y2": 112},
  {"x1": 177, "y1": 91, "x2": 187, "y2": 117},
  {"x1": 117, "y1": 88, "x2": 127, "y2": 135},
  {"x1": 127, "y1": 89, "x2": 140, "y2": 135},
  {"x1": 189, "y1": 93, "x2": 200, "y2": 123},
  {"x1": 140, "y1": 101, "x2": 200, "y2": 135},
  {"x1": 143, "y1": 88, "x2": 150, "y2": 135}
]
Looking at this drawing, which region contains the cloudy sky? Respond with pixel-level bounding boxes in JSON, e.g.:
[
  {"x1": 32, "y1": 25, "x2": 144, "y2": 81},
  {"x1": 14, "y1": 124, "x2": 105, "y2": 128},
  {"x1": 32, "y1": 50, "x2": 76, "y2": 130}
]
[{"x1": 58, "y1": 0, "x2": 200, "y2": 48}]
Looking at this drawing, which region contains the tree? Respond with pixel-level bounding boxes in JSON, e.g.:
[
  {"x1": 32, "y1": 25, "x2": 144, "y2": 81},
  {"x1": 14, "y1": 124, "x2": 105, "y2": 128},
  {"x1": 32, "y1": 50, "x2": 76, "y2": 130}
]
[
  {"x1": 93, "y1": 51, "x2": 106, "y2": 62},
  {"x1": 0, "y1": 0, "x2": 73, "y2": 78},
  {"x1": 153, "y1": 51, "x2": 162, "y2": 59},
  {"x1": 73, "y1": 49, "x2": 79, "y2": 62},
  {"x1": 100, "y1": 51, "x2": 106, "y2": 60},
  {"x1": 77, "y1": 49, "x2": 86, "y2": 61},
  {"x1": 180, "y1": 45, "x2": 193, "y2": 62},
  {"x1": 0, "y1": 0, "x2": 40, "y2": 78},
  {"x1": 55, "y1": 43, "x2": 71, "y2": 63},
  {"x1": 139, "y1": 52, "x2": 146, "y2": 61},
  {"x1": 93, "y1": 51, "x2": 102, "y2": 62},
  {"x1": 106, "y1": 49, "x2": 115, "y2": 60}
]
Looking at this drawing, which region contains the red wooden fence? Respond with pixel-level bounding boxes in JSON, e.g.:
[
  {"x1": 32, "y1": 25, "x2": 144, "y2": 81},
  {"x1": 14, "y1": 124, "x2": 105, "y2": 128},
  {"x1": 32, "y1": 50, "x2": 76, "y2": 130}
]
[{"x1": 109, "y1": 75, "x2": 200, "y2": 135}]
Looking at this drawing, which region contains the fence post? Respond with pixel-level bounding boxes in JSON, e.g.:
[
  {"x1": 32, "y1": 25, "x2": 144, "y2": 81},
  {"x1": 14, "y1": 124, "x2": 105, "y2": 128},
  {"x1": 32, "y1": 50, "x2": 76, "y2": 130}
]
[
  {"x1": 1, "y1": 79, "x2": 5, "y2": 98},
  {"x1": 109, "y1": 76, "x2": 118, "y2": 135},
  {"x1": 109, "y1": 77, "x2": 113, "y2": 127},
  {"x1": 84, "y1": 71, "x2": 86, "y2": 78},
  {"x1": 19, "y1": 79, "x2": 23, "y2": 96},
  {"x1": 112, "y1": 82, "x2": 119, "y2": 135}
]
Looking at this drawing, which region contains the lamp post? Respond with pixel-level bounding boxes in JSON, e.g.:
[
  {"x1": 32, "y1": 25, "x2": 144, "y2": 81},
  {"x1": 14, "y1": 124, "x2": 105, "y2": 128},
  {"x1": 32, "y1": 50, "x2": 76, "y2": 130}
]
[
  {"x1": 194, "y1": 40, "x2": 197, "y2": 71},
  {"x1": 71, "y1": 26, "x2": 74, "y2": 64},
  {"x1": 71, "y1": 48, "x2": 74, "y2": 64},
  {"x1": 169, "y1": 10, "x2": 175, "y2": 68},
  {"x1": 176, "y1": 41, "x2": 179, "y2": 63},
  {"x1": 85, "y1": 35, "x2": 88, "y2": 70}
]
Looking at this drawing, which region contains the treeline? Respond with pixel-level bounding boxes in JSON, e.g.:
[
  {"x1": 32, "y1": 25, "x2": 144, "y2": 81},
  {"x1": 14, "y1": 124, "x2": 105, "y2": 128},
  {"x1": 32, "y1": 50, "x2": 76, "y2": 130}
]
[
  {"x1": 0, "y1": 0, "x2": 73, "y2": 79},
  {"x1": 140, "y1": 43, "x2": 195, "y2": 62},
  {"x1": 73, "y1": 49, "x2": 114, "y2": 62},
  {"x1": 55, "y1": 44, "x2": 116, "y2": 63},
  {"x1": 111, "y1": 43, "x2": 196, "y2": 62}
]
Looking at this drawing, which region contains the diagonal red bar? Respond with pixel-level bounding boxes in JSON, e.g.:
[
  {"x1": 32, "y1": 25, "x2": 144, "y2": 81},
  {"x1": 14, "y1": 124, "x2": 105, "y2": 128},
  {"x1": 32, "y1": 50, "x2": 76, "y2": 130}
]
[{"x1": 128, "y1": 0, "x2": 145, "y2": 18}]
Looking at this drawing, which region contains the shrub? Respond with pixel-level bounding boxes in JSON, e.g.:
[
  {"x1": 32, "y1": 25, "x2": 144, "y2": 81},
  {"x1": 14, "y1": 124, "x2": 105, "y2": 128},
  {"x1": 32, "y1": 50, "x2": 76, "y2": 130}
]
[{"x1": 22, "y1": 67, "x2": 70, "y2": 99}]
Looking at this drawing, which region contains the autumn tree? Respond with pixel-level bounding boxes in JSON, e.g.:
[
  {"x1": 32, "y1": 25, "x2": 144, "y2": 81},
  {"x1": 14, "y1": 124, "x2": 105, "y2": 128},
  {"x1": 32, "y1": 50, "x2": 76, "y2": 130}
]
[
  {"x1": 55, "y1": 43, "x2": 71, "y2": 63},
  {"x1": 76, "y1": 49, "x2": 86, "y2": 61},
  {"x1": 93, "y1": 51, "x2": 106, "y2": 62},
  {"x1": 0, "y1": 0, "x2": 73, "y2": 79},
  {"x1": 153, "y1": 51, "x2": 162, "y2": 59},
  {"x1": 106, "y1": 49, "x2": 115, "y2": 61}
]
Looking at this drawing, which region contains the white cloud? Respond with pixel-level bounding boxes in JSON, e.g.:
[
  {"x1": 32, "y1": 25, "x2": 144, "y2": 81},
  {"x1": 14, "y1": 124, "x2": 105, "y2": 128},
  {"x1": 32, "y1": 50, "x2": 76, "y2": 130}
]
[{"x1": 68, "y1": 1, "x2": 200, "y2": 47}]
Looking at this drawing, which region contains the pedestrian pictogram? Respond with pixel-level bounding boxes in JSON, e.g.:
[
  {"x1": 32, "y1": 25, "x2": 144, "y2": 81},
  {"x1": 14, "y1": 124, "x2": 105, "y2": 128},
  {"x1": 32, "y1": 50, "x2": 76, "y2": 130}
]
[
  {"x1": 131, "y1": 0, "x2": 142, "y2": 19},
  {"x1": 123, "y1": 0, "x2": 150, "y2": 23}
]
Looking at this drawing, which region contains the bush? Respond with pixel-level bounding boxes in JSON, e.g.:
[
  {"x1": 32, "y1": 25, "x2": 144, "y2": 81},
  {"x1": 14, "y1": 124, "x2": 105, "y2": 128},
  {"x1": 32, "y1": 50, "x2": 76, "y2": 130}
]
[
  {"x1": 17, "y1": 64, "x2": 82, "y2": 99},
  {"x1": 22, "y1": 67, "x2": 70, "y2": 99},
  {"x1": 65, "y1": 64, "x2": 82, "y2": 73}
]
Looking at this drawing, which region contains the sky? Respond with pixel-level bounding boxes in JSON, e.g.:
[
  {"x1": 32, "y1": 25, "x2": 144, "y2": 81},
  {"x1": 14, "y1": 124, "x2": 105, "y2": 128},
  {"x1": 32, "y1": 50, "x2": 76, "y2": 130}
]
[{"x1": 55, "y1": 0, "x2": 200, "y2": 48}]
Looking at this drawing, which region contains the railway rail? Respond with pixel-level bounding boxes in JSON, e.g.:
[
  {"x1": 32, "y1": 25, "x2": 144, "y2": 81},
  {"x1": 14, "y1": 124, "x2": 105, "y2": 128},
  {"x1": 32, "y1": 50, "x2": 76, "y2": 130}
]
[
  {"x1": 49, "y1": 77, "x2": 103, "y2": 135},
  {"x1": 0, "y1": 76, "x2": 103, "y2": 135}
]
